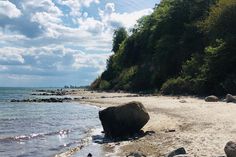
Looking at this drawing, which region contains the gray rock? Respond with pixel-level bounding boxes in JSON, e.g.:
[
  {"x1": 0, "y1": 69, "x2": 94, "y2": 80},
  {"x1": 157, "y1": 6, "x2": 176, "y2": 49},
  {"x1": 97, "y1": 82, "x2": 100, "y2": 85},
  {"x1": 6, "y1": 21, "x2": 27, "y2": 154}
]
[
  {"x1": 225, "y1": 141, "x2": 236, "y2": 157},
  {"x1": 99, "y1": 101, "x2": 150, "y2": 138},
  {"x1": 179, "y1": 100, "x2": 187, "y2": 103},
  {"x1": 226, "y1": 94, "x2": 236, "y2": 103},
  {"x1": 167, "y1": 147, "x2": 187, "y2": 157},
  {"x1": 10, "y1": 97, "x2": 72, "y2": 103},
  {"x1": 74, "y1": 98, "x2": 80, "y2": 101},
  {"x1": 127, "y1": 152, "x2": 146, "y2": 157},
  {"x1": 205, "y1": 95, "x2": 219, "y2": 102}
]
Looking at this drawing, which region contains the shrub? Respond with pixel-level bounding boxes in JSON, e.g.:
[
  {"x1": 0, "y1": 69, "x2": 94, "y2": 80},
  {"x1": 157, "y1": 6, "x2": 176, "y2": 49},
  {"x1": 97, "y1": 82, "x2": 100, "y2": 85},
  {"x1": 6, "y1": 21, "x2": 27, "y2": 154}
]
[
  {"x1": 99, "y1": 80, "x2": 111, "y2": 90},
  {"x1": 90, "y1": 76, "x2": 102, "y2": 89},
  {"x1": 161, "y1": 77, "x2": 206, "y2": 95}
]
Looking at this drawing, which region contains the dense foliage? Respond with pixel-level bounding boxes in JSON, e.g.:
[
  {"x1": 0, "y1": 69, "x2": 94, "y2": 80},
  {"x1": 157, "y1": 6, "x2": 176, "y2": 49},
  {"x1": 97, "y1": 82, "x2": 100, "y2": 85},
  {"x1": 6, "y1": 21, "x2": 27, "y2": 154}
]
[{"x1": 91, "y1": 0, "x2": 236, "y2": 96}]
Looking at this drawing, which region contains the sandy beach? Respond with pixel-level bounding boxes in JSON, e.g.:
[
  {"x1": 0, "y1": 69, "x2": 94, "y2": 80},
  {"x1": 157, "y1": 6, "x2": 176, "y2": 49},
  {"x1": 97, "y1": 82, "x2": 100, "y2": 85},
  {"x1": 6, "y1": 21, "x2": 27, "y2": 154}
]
[{"x1": 72, "y1": 89, "x2": 236, "y2": 157}]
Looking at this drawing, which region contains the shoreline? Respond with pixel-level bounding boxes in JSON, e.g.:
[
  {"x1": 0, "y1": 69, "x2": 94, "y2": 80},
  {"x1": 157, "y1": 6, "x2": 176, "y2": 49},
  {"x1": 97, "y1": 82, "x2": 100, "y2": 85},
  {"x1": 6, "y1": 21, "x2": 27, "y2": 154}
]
[{"x1": 71, "y1": 89, "x2": 236, "y2": 156}]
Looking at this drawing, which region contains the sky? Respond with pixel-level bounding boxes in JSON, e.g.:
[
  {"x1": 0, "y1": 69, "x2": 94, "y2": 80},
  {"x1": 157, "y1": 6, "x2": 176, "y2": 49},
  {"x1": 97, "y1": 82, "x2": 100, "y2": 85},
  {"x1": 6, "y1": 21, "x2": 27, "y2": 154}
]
[{"x1": 0, "y1": 0, "x2": 159, "y2": 87}]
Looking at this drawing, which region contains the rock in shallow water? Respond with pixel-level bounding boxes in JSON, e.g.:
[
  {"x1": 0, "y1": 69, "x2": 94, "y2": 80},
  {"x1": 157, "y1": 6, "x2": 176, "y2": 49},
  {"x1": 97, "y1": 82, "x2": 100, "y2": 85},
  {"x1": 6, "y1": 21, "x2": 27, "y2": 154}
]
[{"x1": 99, "y1": 101, "x2": 150, "y2": 138}]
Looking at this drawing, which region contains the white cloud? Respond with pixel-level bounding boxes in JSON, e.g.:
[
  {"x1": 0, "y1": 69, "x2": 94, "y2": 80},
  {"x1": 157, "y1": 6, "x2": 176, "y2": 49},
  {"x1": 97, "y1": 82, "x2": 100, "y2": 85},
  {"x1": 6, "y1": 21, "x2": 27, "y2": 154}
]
[
  {"x1": 0, "y1": 65, "x2": 8, "y2": 71},
  {"x1": 31, "y1": 12, "x2": 62, "y2": 38},
  {"x1": 0, "y1": 47, "x2": 24, "y2": 64},
  {"x1": 83, "y1": 0, "x2": 100, "y2": 7},
  {"x1": 0, "y1": 1, "x2": 22, "y2": 18},
  {"x1": 99, "y1": 3, "x2": 153, "y2": 29},
  {"x1": 57, "y1": 0, "x2": 99, "y2": 17},
  {"x1": 73, "y1": 52, "x2": 111, "y2": 73},
  {"x1": 5, "y1": 74, "x2": 45, "y2": 81},
  {"x1": 109, "y1": 9, "x2": 152, "y2": 28},
  {"x1": 77, "y1": 17, "x2": 104, "y2": 34},
  {"x1": 105, "y1": 3, "x2": 115, "y2": 14},
  {"x1": 0, "y1": 1, "x2": 155, "y2": 86},
  {"x1": 0, "y1": 45, "x2": 110, "y2": 76},
  {"x1": 21, "y1": 0, "x2": 62, "y2": 16}
]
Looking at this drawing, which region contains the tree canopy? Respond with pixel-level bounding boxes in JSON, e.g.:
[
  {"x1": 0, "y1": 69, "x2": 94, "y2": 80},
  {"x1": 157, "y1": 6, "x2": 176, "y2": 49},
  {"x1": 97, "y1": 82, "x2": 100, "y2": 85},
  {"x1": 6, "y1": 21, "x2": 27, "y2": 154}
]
[
  {"x1": 112, "y1": 27, "x2": 128, "y2": 53},
  {"x1": 91, "y1": 0, "x2": 236, "y2": 96}
]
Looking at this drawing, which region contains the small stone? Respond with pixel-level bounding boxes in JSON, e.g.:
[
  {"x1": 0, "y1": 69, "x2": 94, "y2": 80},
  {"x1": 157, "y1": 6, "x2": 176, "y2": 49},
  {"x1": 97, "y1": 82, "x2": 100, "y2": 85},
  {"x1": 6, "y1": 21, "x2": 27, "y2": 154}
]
[
  {"x1": 205, "y1": 95, "x2": 219, "y2": 102},
  {"x1": 226, "y1": 94, "x2": 236, "y2": 103},
  {"x1": 127, "y1": 152, "x2": 146, "y2": 157},
  {"x1": 179, "y1": 100, "x2": 187, "y2": 103},
  {"x1": 165, "y1": 129, "x2": 176, "y2": 133},
  {"x1": 167, "y1": 147, "x2": 187, "y2": 157}
]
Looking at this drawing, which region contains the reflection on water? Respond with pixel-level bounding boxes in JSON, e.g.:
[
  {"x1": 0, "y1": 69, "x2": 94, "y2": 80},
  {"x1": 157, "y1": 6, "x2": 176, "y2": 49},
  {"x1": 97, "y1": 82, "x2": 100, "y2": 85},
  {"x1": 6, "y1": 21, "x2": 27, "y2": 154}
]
[{"x1": 0, "y1": 100, "x2": 102, "y2": 157}]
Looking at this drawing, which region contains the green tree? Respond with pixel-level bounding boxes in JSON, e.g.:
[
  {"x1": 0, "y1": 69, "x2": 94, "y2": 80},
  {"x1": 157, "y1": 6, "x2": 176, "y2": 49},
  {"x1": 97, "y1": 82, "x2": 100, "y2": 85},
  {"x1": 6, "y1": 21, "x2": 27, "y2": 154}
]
[
  {"x1": 112, "y1": 27, "x2": 128, "y2": 53},
  {"x1": 91, "y1": 0, "x2": 236, "y2": 95}
]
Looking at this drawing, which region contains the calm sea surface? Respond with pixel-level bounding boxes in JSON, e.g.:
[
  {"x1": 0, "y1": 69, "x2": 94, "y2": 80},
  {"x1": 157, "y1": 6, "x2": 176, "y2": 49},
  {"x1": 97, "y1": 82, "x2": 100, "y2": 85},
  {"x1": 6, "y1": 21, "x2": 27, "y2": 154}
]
[{"x1": 0, "y1": 87, "x2": 104, "y2": 157}]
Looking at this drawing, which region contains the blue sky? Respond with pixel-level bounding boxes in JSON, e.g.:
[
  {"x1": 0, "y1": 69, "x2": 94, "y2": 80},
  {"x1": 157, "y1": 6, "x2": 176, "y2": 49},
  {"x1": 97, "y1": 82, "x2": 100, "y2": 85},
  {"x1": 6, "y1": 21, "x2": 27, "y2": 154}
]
[{"x1": 0, "y1": 0, "x2": 159, "y2": 87}]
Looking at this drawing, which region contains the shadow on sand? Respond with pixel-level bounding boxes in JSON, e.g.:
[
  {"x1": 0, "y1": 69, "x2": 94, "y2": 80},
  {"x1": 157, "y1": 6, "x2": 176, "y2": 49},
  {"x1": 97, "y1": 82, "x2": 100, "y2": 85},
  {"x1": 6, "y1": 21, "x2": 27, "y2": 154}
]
[{"x1": 92, "y1": 130, "x2": 155, "y2": 144}]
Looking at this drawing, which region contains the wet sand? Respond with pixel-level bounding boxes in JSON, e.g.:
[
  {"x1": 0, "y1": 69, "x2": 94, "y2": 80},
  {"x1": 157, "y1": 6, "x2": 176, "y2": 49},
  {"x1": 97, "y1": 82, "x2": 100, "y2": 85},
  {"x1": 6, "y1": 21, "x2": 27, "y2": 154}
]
[{"x1": 72, "y1": 89, "x2": 236, "y2": 156}]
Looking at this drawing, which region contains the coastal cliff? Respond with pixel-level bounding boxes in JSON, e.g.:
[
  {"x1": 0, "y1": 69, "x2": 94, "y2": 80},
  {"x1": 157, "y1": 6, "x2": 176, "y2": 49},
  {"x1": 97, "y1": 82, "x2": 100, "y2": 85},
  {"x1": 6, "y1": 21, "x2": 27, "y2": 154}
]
[{"x1": 91, "y1": 0, "x2": 236, "y2": 96}]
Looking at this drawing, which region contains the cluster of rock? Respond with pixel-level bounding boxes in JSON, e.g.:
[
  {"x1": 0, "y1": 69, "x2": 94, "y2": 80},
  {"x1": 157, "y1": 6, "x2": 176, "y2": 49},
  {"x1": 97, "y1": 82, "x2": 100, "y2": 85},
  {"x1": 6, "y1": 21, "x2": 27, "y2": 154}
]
[
  {"x1": 205, "y1": 94, "x2": 236, "y2": 103},
  {"x1": 126, "y1": 143, "x2": 236, "y2": 157},
  {"x1": 32, "y1": 89, "x2": 68, "y2": 96},
  {"x1": 11, "y1": 97, "x2": 72, "y2": 103},
  {"x1": 167, "y1": 143, "x2": 236, "y2": 157},
  {"x1": 126, "y1": 147, "x2": 187, "y2": 157}
]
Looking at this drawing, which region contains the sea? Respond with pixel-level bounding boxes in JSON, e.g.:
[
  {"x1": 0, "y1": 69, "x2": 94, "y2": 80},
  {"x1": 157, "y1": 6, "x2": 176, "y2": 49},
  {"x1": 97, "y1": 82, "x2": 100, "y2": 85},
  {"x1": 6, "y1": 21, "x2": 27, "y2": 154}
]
[{"x1": 0, "y1": 87, "x2": 105, "y2": 157}]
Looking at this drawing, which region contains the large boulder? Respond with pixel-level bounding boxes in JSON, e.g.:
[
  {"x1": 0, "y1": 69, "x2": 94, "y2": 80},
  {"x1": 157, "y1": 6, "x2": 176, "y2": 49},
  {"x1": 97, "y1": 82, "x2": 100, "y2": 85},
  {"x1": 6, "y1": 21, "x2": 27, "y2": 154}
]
[
  {"x1": 205, "y1": 95, "x2": 219, "y2": 102},
  {"x1": 226, "y1": 94, "x2": 236, "y2": 103},
  {"x1": 99, "y1": 101, "x2": 150, "y2": 138},
  {"x1": 224, "y1": 141, "x2": 236, "y2": 157}
]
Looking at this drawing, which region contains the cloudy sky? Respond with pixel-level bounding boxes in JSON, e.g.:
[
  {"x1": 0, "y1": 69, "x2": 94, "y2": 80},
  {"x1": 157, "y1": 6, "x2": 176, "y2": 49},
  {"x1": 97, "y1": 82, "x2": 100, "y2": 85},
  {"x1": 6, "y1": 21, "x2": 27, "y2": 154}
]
[{"x1": 0, "y1": 0, "x2": 158, "y2": 87}]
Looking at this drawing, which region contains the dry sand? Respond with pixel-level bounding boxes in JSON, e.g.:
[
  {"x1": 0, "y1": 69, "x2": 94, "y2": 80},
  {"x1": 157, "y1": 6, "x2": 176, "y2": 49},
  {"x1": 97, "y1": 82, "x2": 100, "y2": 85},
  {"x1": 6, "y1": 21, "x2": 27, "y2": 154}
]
[{"x1": 72, "y1": 89, "x2": 236, "y2": 157}]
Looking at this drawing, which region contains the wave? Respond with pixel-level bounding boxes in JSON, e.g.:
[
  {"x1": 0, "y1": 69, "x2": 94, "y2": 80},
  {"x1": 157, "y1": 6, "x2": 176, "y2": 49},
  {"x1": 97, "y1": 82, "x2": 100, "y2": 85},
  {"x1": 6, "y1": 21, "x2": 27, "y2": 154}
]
[
  {"x1": 0, "y1": 129, "x2": 70, "y2": 142},
  {"x1": 53, "y1": 128, "x2": 98, "y2": 157}
]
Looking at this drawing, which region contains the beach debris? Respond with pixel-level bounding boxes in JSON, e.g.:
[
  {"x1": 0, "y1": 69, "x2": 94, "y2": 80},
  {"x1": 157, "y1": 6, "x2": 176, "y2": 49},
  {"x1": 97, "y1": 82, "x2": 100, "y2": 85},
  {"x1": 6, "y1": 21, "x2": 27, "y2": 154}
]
[
  {"x1": 127, "y1": 151, "x2": 146, "y2": 157},
  {"x1": 145, "y1": 130, "x2": 155, "y2": 136},
  {"x1": 226, "y1": 94, "x2": 236, "y2": 103},
  {"x1": 225, "y1": 141, "x2": 236, "y2": 157},
  {"x1": 87, "y1": 153, "x2": 92, "y2": 157},
  {"x1": 99, "y1": 101, "x2": 150, "y2": 138},
  {"x1": 165, "y1": 129, "x2": 176, "y2": 133},
  {"x1": 167, "y1": 147, "x2": 187, "y2": 157},
  {"x1": 205, "y1": 95, "x2": 219, "y2": 102}
]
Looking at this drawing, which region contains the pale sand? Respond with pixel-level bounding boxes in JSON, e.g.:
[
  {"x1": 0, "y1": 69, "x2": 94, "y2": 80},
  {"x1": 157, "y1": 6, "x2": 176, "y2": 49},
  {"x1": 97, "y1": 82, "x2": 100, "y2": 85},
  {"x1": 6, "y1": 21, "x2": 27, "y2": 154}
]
[{"x1": 72, "y1": 89, "x2": 236, "y2": 157}]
